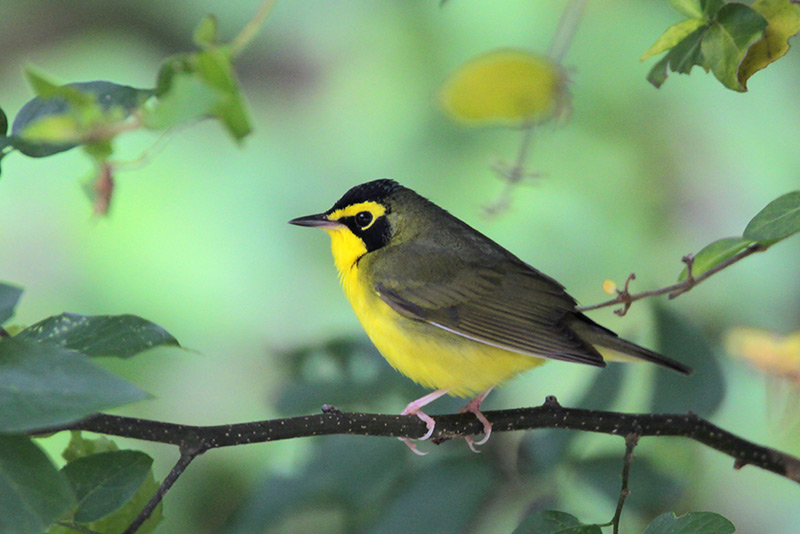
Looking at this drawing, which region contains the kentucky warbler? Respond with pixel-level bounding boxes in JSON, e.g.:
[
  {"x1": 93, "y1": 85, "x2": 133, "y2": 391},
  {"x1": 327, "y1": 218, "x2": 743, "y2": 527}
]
[{"x1": 290, "y1": 179, "x2": 691, "y2": 453}]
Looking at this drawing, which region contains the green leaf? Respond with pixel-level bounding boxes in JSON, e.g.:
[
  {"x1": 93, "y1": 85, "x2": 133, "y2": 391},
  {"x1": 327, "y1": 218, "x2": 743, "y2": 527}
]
[
  {"x1": 647, "y1": 55, "x2": 672, "y2": 88},
  {"x1": 647, "y1": 26, "x2": 708, "y2": 88},
  {"x1": 0, "y1": 435, "x2": 76, "y2": 534},
  {"x1": 194, "y1": 14, "x2": 219, "y2": 47},
  {"x1": 62, "y1": 450, "x2": 152, "y2": 523},
  {"x1": 16, "y1": 313, "x2": 179, "y2": 358},
  {"x1": 701, "y1": 3, "x2": 768, "y2": 91},
  {"x1": 0, "y1": 107, "x2": 7, "y2": 136},
  {"x1": 143, "y1": 72, "x2": 223, "y2": 130},
  {"x1": 511, "y1": 510, "x2": 602, "y2": 534},
  {"x1": 651, "y1": 306, "x2": 725, "y2": 416},
  {"x1": 644, "y1": 512, "x2": 735, "y2": 534},
  {"x1": 669, "y1": 0, "x2": 703, "y2": 19},
  {"x1": 0, "y1": 282, "x2": 23, "y2": 324},
  {"x1": 739, "y1": 0, "x2": 800, "y2": 89},
  {"x1": 701, "y1": 0, "x2": 725, "y2": 18},
  {"x1": 669, "y1": 26, "x2": 707, "y2": 73},
  {"x1": 0, "y1": 338, "x2": 148, "y2": 432},
  {"x1": 642, "y1": 18, "x2": 707, "y2": 60},
  {"x1": 49, "y1": 433, "x2": 163, "y2": 534},
  {"x1": 678, "y1": 236, "x2": 755, "y2": 281},
  {"x1": 743, "y1": 190, "x2": 800, "y2": 246}
]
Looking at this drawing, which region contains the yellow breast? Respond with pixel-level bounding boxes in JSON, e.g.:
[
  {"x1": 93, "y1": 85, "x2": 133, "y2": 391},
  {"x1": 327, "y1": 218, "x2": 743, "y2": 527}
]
[{"x1": 326, "y1": 226, "x2": 546, "y2": 397}]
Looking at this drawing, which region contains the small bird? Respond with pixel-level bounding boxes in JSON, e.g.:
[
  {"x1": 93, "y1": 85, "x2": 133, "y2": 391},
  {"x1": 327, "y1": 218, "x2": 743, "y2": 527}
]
[{"x1": 290, "y1": 179, "x2": 691, "y2": 453}]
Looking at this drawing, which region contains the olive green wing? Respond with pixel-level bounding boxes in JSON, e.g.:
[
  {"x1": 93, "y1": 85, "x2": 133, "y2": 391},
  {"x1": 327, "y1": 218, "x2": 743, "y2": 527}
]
[{"x1": 369, "y1": 242, "x2": 605, "y2": 367}]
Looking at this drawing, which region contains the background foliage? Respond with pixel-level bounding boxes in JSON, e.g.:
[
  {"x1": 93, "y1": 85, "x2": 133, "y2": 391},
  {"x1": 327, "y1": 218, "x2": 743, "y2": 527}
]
[{"x1": 1, "y1": 1, "x2": 799, "y2": 532}]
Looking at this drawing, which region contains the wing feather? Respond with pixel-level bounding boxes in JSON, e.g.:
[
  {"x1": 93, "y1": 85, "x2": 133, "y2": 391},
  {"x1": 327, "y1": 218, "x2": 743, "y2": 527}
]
[{"x1": 369, "y1": 238, "x2": 605, "y2": 367}]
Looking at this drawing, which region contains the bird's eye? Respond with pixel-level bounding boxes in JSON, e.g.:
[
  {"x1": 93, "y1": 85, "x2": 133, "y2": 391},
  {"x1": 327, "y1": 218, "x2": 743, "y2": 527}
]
[{"x1": 354, "y1": 211, "x2": 373, "y2": 228}]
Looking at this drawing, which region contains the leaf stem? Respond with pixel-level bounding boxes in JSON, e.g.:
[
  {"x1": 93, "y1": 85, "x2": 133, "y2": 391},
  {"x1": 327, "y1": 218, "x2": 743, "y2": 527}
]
[
  {"x1": 548, "y1": 0, "x2": 588, "y2": 63},
  {"x1": 230, "y1": 0, "x2": 279, "y2": 57}
]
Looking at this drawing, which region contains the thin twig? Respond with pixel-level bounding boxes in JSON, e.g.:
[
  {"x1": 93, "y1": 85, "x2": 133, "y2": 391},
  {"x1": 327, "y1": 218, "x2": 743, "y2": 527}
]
[
  {"x1": 487, "y1": 124, "x2": 537, "y2": 215},
  {"x1": 229, "y1": 0, "x2": 279, "y2": 56},
  {"x1": 577, "y1": 243, "x2": 767, "y2": 314},
  {"x1": 606, "y1": 434, "x2": 640, "y2": 534},
  {"x1": 123, "y1": 451, "x2": 201, "y2": 534}
]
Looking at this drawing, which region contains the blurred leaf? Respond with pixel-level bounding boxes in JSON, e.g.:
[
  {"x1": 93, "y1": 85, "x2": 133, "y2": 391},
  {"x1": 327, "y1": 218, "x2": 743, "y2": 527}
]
[
  {"x1": 149, "y1": 47, "x2": 252, "y2": 140},
  {"x1": 222, "y1": 437, "x2": 410, "y2": 533},
  {"x1": 195, "y1": 48, "x2": 252, "y2": 139},
  {"x1": 0, "y1": 282, "x2": 23, "y2": 324},
  {"x1": 16, "y1": 313, "x2": 180, "y2": 358},
  {"x1": 194, "y1": 14, "x2": 220, "y2": 47},
  {"x1": 643, "y1": 511, "x2": 735, "y2": 534},
  {"x1": 439, "y1": 48, "x2": 568, "y2": 126},
  {"x1": 0, "y1": 435, "x2": 75, "y2": 534},
  {"x1": 25, "y1": 70, "x2": 95, "y2": 107},
  {"x1": 8, "y1": 79, "x2": 151, "y2": 158},
  {"x1": 642, "y1": 18, "x2": 706, "y2": 61},
  {"x1": 61, "y1": 450, "x2": 152, "y2": 523},
  {"x1": 275, "y1": 335, "x2": 425, "y2": 414},
  {"x1": 144, "y1": 72, "x2": 222, "y2": 129},
  {"x1": 365, "y1": 457, "x2": 496, "y2": 534},
  {"x1": 0, "y1": 338, "x2": 148, "y2": 432},
  {"x1": 575, "y1": 454, "x2": 682, "y2": 515},
  {"x1": 0, "y1": 106, "x2": 7, "y2": 136},
  {"x1": 743, "y1": 190, "x2": 800, "y2": 246},
  {"x1": 739, "y1": 0, "x2": 800, "y2": 89},
  {"x1": 651, "y1": 306, "x2": 724, "y2": 415},
  {"x1": 519, "y1": 365, "x2": 626, "y2": 475},
  {"x1": 62, "y1": 431, "x2": 119, "y2": 462},
  {"x1": 724, "y1": 327, "x2": 800, "y2": 380},
  {"x1": 678, "y1": 236, "x2": 755, "y2": 281},
  {"x1": 700, "y1": 3, "x2": 768, "y2": 91},
  {"x1": 511, "y1": 510, "x2": 601, "y2": 534}
]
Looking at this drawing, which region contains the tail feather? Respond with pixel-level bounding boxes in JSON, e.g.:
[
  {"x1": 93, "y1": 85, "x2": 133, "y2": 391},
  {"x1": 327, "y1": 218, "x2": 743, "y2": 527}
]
[{"x1": 567, "y1": 315, "x2": 693, "y2": 375}]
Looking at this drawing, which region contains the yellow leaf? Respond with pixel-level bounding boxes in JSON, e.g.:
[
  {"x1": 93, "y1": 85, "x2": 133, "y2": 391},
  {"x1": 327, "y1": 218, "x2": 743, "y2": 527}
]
[
  {"x1": 725, "y1": 326, "x2": 800, "y2": 380},
  {"x1": 439, "y1": 49, "x2": 568, "y2": 127},
  {"x1": 641, "y1": 17, "x2": 706, "y2": 61},
  {"x1": 739, "y1": 0, "x2": 800, "y2": 89}
]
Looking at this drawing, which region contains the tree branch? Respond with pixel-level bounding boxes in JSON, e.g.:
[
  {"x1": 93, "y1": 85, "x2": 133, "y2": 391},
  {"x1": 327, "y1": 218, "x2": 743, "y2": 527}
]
[
  {"x1": 577, "y1": 243, "x2": 767, "y2": 315},
  {"x1": 36, "y1": 396, "x2": 800, "y2": 484}
]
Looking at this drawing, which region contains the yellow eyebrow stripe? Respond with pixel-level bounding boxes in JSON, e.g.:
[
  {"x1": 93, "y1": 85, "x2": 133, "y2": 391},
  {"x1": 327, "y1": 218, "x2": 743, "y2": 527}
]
[{"x1": 328, "y1": 201, "x2": 386, "y2": 222}]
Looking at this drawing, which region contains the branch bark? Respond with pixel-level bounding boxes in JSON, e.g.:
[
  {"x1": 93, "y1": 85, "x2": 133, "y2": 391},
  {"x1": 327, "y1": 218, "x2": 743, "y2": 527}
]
[{"x1": 37, "y1": 396, "x2": 800, "y2": 484}]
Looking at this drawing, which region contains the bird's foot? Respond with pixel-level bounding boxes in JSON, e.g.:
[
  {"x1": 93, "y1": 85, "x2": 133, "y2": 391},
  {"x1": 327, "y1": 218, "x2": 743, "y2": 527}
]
[
  {"x1": 398, "y1": 389, "x2": 449, "y2": 455},
  {"x1": 460, "y1": 389, "x2": 494, "y2": 453}
]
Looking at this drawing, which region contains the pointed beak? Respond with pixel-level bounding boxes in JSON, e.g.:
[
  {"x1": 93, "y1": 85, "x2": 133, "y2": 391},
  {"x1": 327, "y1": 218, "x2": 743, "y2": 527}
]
[{"x1": 288, "y1": 213, "x2": 342, "y2": 229}]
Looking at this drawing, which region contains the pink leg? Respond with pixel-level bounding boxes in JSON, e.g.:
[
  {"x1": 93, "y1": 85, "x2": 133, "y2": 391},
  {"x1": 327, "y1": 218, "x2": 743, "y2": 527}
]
[
  {"x1": 399, "y1": 388, "x2": 449, "y2": 455},
  {"x1": 460, "y1": 388, "x2": 493, "y2": 453}
]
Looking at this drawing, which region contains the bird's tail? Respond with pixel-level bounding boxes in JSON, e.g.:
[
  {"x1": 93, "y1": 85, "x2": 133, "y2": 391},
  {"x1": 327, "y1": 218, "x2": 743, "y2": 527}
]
[{"x1": 567, "y1": 315, "x2": 693, "y2": 375}]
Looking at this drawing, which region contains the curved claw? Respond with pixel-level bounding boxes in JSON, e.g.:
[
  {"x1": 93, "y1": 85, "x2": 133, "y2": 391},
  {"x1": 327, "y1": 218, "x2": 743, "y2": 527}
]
[
  {"x1": 399, "y1": 437, "x2": 428, "y2": 456},
  {"x1": 460, "y1": 388, "x2": 494, "y2": 451}
]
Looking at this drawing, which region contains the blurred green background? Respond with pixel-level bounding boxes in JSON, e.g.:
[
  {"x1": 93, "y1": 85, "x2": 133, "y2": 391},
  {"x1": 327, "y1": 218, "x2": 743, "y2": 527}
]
[{"x1": 1, "y1": 1, "x2": 799, "y2": 532}]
